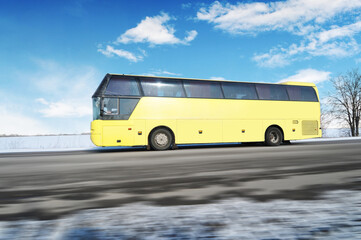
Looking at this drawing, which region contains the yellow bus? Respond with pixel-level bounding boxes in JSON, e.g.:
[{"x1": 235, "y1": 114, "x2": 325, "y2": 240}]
[{"x1": 91, "y1": 74, "x2": 321, "y2": 150}]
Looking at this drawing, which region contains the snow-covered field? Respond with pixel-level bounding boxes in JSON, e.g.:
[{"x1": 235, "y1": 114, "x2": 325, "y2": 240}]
[
  {"x1": 0, "y1": 134, "x2": 94, "y2": 152},
  {"x1": 322, "y1": 128, "x2": 353, "y2": 138},
  {"x1": 0, "y1": 190, "x2": 360, "y2": 239},
  {"x1": 0, "y1": 128, "x2": 360, "y2": 153},
  {"x1": 0, "y1": 128, "x2": 359, "y2": 153}
]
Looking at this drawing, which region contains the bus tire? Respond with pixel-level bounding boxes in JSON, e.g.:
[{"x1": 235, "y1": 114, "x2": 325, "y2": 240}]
[
  {"x1": 149, "y1": 128, "x2": 173, "y2": 151},
  {"x1": 265, "y1": 127, "x2": 283, "y2": 146}
]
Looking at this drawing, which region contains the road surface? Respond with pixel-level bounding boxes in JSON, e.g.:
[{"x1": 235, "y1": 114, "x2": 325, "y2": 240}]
[{"x1": 0, "y1": 139, "x2": 360, "y2": 220}]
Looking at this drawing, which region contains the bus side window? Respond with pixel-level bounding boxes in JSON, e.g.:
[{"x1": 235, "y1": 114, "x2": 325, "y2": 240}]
[
  {"x1": 256, "y1": 84, "x2": 288, "y2": 101},
  {"x1": 272, "y1": 85, "x2": 288, "y2": 100},
  {"x1": 105, "y1": 77, "x2": 140, "y2": 96},
  {"x1": 118, "y1": 98, "x2": 139, "y2": 119},
  {"x1": 256, "y1": 84, "x2": 271, "y2": 100},
  {"x1": 140, "y1": 78, "x2": 185, "y2": 97},
  {"x1": 222, "y1": 82, "x2": 257, "y2": 100},
  {"x1": 287, "y1": 86, "x2": 318, "y2": 102},
  {"x1": 184, "y1": 81, "x2": 223, "y2": 98}
]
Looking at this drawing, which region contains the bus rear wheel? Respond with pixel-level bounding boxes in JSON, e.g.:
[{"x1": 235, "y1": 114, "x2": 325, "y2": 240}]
[
  {"x1": 150, "y1": 128, "x2": 173, "y2": 151},
  {"x1": 265, "y1": 127, "x2": 283, "y2": 146}
]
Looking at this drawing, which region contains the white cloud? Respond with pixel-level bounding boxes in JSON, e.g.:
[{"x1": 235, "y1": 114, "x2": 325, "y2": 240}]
[
  {"x1": 198, "y1": 1, "x2": 361, "y2": 67},
  {"x1": 184, "y1": 30, "x2": 198, "y2": 43},
  {"x1": 278, "y1": 68, "x2": 331, "y2": 84},
  {"x1": 182, "y1": 3, "x2": 192, "y2": 9},
  {"x1": 317, "y1": 21, "x2": 361, "y2": 43},
  {"x1": 98, "y1": 45, "x2": 144, "y2": 62},
  {"x1": 36, "y1": 98, "x2": 90, "y2": 118},
  {"x1": 25, "y1": 60, "x2": 100, "y2": 119},
  {"x1": 253, "y1": 51, "x2": 290, "y2": 68},
  {"x1": 2, "y1": 60, "x2": 100, "y2": 135},
  {"x1": 116, "y1": 13, "x2": 197, "y2": 45},
  {"x1": 197, "y1": 0, "x2": 361, "y2": 35},
  {"x1": 253, "y1": 21, "x2": 361, "y2": 67},
  {"x1": 98, "y1": 12, "x2": 197, "y2": 62},
  {"x1": 0, "y1": 102, "x2": 53, "y2": 135},
  {"x1": 0, "y1": 111, "x2": 50, "y2": 135}
]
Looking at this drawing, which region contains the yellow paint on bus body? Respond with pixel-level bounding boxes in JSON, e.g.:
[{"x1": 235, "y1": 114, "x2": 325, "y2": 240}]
[{"x1": 91, "y1": 83, "x2": 321, "y2": 147}]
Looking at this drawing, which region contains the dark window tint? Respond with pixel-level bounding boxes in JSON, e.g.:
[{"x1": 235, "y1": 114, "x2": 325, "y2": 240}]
[
  {"x1": 118, "y1": 98, "x2": 139, "y2": 119},
  {"x1": 93, "y1": 78, "x2": 108, "y2": 97},
  {"x1": 286, "y1": 86, "x2": 318, "y2": 102},
  {"x1": 184, "y1": 81, "x2": 223, "y2": 98},
  {"x1": 222, "y1": 82, "x2": 258, "y2": 99},
  {"x1": 140, "y1": 78, "x2": 185, "y2": 97},
  {"x1": 256, "y1": 84, "x2": 289, "y2": 101},
  {"x1": 105, "y1": 77, "x2": 140, "y2": 96}
]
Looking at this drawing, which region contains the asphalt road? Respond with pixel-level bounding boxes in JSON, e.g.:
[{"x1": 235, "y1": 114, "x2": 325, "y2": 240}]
[{"x1": 0, "y1": 140, "x2": 361, "y2": 221}]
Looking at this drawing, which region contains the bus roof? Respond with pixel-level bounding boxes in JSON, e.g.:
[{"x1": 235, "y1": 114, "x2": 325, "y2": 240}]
[
  {"x1": 106, "y1": 73, "x2": 316, "y2": 87},
  {"x1": 280, "y1": 81, "x2": 316, "y2": 87}
]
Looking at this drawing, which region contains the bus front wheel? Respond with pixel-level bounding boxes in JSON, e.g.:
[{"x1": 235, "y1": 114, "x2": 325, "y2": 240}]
[
  {"x1": 265, "y1": 127, "x2": 283, "y2": 146},
  {"x1": 149, "y1": 128, "x2": 173, "y2": 151}
]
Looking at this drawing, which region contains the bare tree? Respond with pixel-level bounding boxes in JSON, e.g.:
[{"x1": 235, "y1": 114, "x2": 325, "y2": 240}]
[
  {"x1": 329, "y1": 69, "x2": 361, "y2": 137},
  {"x1": 320, "y1": 107, "x2": 332, "y2": 130}
]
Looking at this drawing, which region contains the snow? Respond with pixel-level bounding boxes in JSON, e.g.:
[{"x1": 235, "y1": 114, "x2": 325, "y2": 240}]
[
  {"x1": 295, "y1": 136, "x2": 361, "y2": 142},
  {"x1": 322, "y1": 128, "x2": 353, "y2": 138},
  {"x1": 0, "y1": 190, "x2": 360, "y2": 239},
  {"x1": 0, "y1": 129, "x2": 361, "y2": 153},
  {"x1": 0, "y1": 135, "x2": 94, "y2": 153}
]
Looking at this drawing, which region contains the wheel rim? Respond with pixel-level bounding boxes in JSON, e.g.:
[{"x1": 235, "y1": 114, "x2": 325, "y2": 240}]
[
  {"x1": 154, "y1": 133, "x2": 168, "y2": 147},
  {"x1": 269, "y1": 131, "x2": 279, "y2": 143}
]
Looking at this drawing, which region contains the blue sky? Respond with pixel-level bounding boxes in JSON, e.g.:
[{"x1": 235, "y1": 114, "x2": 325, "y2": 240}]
[{"x1": 1, "y1": 0, "x2": 361, "y2": 134}]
